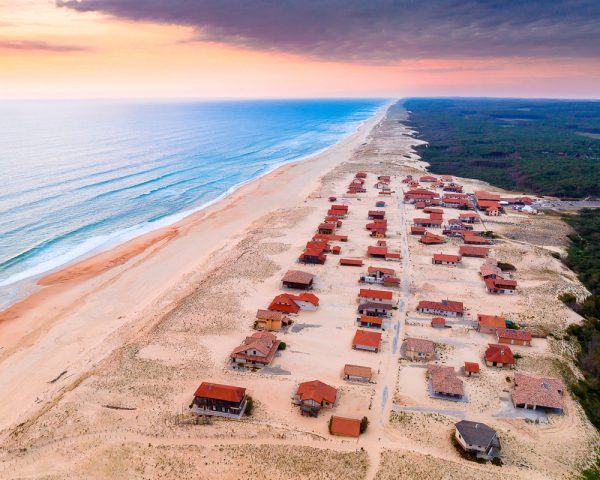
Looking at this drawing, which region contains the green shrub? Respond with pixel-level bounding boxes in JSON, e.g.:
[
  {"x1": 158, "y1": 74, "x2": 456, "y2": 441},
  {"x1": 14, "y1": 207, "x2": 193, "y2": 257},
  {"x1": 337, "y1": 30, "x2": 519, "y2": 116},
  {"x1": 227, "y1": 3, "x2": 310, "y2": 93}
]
[
  {"x1": 278, "y1": 341, "x2": 287, "y2": 351},
  {"x1": 245, "y1": 395, "x2": 254, "y2": 416},
  {"x1": 360, "y1": 416, "x2": 369, "y2": 434}
]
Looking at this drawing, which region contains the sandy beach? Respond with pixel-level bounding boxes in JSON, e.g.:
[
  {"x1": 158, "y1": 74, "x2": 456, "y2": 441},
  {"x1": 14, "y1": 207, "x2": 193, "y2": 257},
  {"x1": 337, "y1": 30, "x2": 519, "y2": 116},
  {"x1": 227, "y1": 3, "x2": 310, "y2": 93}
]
[{"x1": 0, "y1": 101, "x2": 597, "y2": 479}]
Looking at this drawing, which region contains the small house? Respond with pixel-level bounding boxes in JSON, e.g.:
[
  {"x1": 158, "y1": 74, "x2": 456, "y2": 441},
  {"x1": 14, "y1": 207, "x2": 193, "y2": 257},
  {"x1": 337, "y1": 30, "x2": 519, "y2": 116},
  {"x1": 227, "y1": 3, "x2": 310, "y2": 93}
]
[
  {"x1": 428, "y1": 364, "x2": 464, "y2": 399},
  {"x1": 299, "y1": 248, "x2": 327, "y2": 264},
  {"x1": 485, "y1": 278, "x2": 517, "y2": 294},
  {"x1": 411, "y1": 226, "x2": 426, "y2": 235},
  {"x1": 254, "y1": 309, "x2": 290, "y2": 331},
  {"x1": 330, "y1": 416, "x2": 361, "y2": 438},
  {"x1": 318, "y1": 223, "x2": 336, "y2": 234},
  {"x1": 352, "y1": 329, "x2": 382, "y2": 352},
  {"x1": 485, "y1": 344, "x2": 515, "y2": 368},
  {"x1": 464, "y1": 362, "x2": 480, "y2": 377},
  {"x1": 432, "y1": 254, "x2": 462, "y2": 266},
  {"x1": 417, "y1": 300, "x2": 464, "y2": 318},
  {"x1": 375, "y1": 201, "x2": 386, "y2": 207},
  {"x1": 340, "y1": 258, "x2": 363, "y2": 267},
  {"x1": 431, "y1": 317, "x2": 446, "y2": 328},
  {"x1": 459, "y1": 245, "x2": 489, "y2": 258},
  {"x1": 358, "y1": 288, "x2": 393, "y2": 304},
  {"x1": 357, "y1": 301, "x2": 392, "y2": 317},
  {"x1": 477, "y1": 314, "x2": 507, "y2": 334},
  {"x1": 191, "y1": 382, "x2": 248, "y2": 419},
  {"x1": 368, "y1": 210, "x2": 386, "y2": 220},
  {"x1": 496, "y1": 327, "x2": 532, "y2": 346},
  {"x1": 455, "y1": 421, "x2": 501, "y2": 459},
  {"x1": 293, "y1": 380, "x2": 337, "y2": 416},
  {"x1": 331, "y1": 245, "x2": 341, "y2": 255},
  {"x1": 230, "y1": 331, "x2": 280, "y2": 368},
  {"x1": 367, "y1": 246, "x2": 388, "y2": 258},
  {"x1": 357, "y1": 314, "x2": 384, "y2": 329},
  {"x1": 268, "y1": 293, "x2": 319, "y2": 314},
  {"x1": 420, "y1": 232, "x2": 445, "y2": 245},
  {"x1": 343, "y1": 364, "x2": 373, "y2": 383},
  {"x1": 404, "y1": 337, "x2": 435, "y2": 361}
]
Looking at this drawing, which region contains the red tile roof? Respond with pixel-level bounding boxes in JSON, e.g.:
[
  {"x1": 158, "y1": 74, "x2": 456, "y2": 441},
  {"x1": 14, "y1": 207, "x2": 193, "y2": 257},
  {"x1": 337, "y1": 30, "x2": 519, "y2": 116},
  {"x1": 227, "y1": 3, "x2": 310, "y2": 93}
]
[
  {"x1": 296, "y1": 380, "x2": 337, "y2": 404},
  {"x1": 340, "y1": 258, "x2": 363, "y2": 266},
  {"x1": 459, "y1": 245, "x2": 489, "y2": 257},
  {"x1": 194, "y1": 382, "x2": 246, "y2": 403},
  {"x1": 512, "y1": 373, "x2": 565, "y2": 410},
  {"x1": 344, "y1": 364, "x2": 373, "y2": 380},
  {"x1": 367, "y1": 266, "x2": 395, "y2": 276},
  {"x1": 368, "y1": 246, "x2": 388, "y2": 256},
  {"x1": 359, "y1": 288, "x2": 393, "y2": 300},
  {"x1": 431, "y1": 317, "x2": 446, "y2": 326},
  {"x1": 433, "y1": 254, "x2": 462, "y2": 263},
  {"x1": 464, "y1": 362, "x2": 480, "y2": 373},
  {"x1": 478, "y1": 314, "x2": 507, "y2": 329},
  {"x1": 497, "y1": 328, "x2": 532, "y2": 342},
  {"x1": 405, "y1": 337, "x2": 435, "y2": 354},
  {"x1": 352, "y1": 329, "x2": 382, "y2": 349},
  {"x1": 330, "y1": 416, "x2": 361, "y2": 437},
  {"x1": 428, "y1": 365, "x2": 464, "y2": 397},
  {"x1": 282, "y1": 270, "x2": 315, "y2": 286},
  {"x1": 417, "y1": 300, "x2": 464, "y2": 314},
  {"x1": 359, "y1": 314, "x2": 384, "y2": 326},
  {"x1": 485, "y1": 344, "x2": 515, "y2": 365}
]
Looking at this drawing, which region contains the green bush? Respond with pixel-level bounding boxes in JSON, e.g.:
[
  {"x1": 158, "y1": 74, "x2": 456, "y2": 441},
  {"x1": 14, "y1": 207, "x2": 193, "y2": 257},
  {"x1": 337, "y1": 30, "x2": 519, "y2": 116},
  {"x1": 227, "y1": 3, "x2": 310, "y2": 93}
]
[{"x1": 278, "y1": 341, "x2": 287, "y2": 351}]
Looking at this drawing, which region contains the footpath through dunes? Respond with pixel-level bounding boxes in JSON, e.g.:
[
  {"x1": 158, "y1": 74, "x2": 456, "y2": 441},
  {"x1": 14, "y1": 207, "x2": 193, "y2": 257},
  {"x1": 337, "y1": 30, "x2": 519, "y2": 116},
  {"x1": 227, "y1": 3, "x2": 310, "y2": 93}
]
[{"x1": 0, "y1": 102, "x2": 598, "y2": 480}]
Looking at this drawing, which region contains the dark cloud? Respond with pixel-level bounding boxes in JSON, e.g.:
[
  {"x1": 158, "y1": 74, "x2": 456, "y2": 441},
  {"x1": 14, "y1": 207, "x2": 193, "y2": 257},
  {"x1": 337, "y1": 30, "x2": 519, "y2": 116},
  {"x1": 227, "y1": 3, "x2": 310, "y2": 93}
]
[
  {"x1": 0, "y1": 39, "x2": 90, "y2": 52},
  {"x1": 56, "y1": 0, "x2": 600, "y2": 63}
]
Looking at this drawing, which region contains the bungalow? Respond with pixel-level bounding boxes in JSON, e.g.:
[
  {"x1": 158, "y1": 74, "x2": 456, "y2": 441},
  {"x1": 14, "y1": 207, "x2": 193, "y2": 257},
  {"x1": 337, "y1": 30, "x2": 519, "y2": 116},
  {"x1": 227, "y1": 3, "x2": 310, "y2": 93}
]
[
  {"x1": 268, "y1": 293, "x2": 319, "y2": 314},
  {"x1": 374, "y1": 180, "x2": 389, "y2": 189},
  {"x1": 442, "y1": 197, "x2": 470, "y2": 208},
  {"x1": 440, "y1": 175, "x2": 453, "y2": 182},
  {"x1": 357, "y1": 314, "x2": 384, "y2": 329},
  {"x1": 463, "y1": 234, "x2": 492, "y2": 245},
  {"x1": 324, "y1": 216, "x2": 342, "y2": 227},
  {"x1": 254, "y1": 309, "x2": 290, "y2": 331},
  {"x1": 444, "y1": 184, "x2": 464, "y2": 193},
  {"x1": 455, "y1": 421, "x2": 501, "y2": 460},
  {"x1": 330, "y1": 416, "x2": 361, "y2": 438},
  {"x1": 355, "y1": 171, "x2": 367, "y2": 178},
  {"x1": 331, "y1": 204, "x2": 349, "y2": 213},
  {"x1": 464, "y1": 362, "x2": 480, "y2": 377},
  {"x1": 411, "y1": 226, "x2": 426, "y2": 235},
  {"x1": 314, "y1": 233, "x2": 348, "y2": 242},
  {"x1": 485, "y1": 344, "x2": 515, "y2": 368},
  {"x1": 352, "y1": 329, "x2": 382, "y2": 352},
  {"x1": 306, "y1": 240, "x2": 330, "y2": 252},
  {"x1": 318, "y1": 223, "x2": 336, "y2": 235},
  {"x1": 331, "y1": 245, "x2": 341, "y2": 255},
  {"x1": 459, "y1": 245, "x2": 489, "y2": 258},
  {"x1": 477, "y1": 314, "x2": 507, "y2": 334},
  {"x1": 357, "y1": 301, "x2": 392, "y2": 318},
  {"x1": 512, "y1": 373, "x2": 565, "y2": 413},
  {"x1": 230, "y1": 331, "x2": 280, "y2": 368},
  {"x1": 367, "y1": 246, "x2": 388, "y2": 258},
  {"x1": 424, "y1": 207, "x2": 443, "y2": 214},
  {"x1": 385, "y1": 252, "x2": 401, "y2": 261},
  {"x1": 417, "y1": 299, "x2": 464, "y2": 317},
  {"x1": 358, "y1": 288, "x2": 393, "y2": 304},
  {"x1": 404, "y1": 188, "x2": 439, "y2": 203},
  {"x1": 343, "y1": 364, "x2": 373, "y2": 383},
  {"x1": 378, "y1": 175, "x2": 391, "y2": 182},
  {"x1": 459, "y1": 212, "x2": 481, "y2": 223},
  {"x1": 294, "y1": 380, "x2": 337, "y2": 416},
  {"x1": 404, "y1": 337, "x2": 435, "y2": 361},
  {"x1": 420, "y1": 231, "x2": 446, "y2": 245},
  {"x1": 299, "y1": 248, "x2": 327, "y2": 265},
  {"x1": 420, "y1": 175, "x2": 438, "y2": 182},
  {"x1": 428, "y1": 364, "x2": 464, "y2": 399},
  {"x1": 340, "y1": 258, "x2": 363, "y2": 267},
  {"x1": 282, "y1": 270, "x2": 315, "y2": 290},
  {"x1": 367, "y1": 266, "x2": 396, "y2": 279},
  {"x1": 496, "y1": 327, "x2": 532, "y2": 346},
  {"x1": 414, "y1": 201, "x2": 426, "y2": 209},
  {"x1": 485, "y1": 277, "x2": 517, "y2": 294},
  {"x1": 432, "y1": 254, "x2": 462, "y2": 266},
  {"x1": 368, "y1": 210, "x2": 386, "y2": 220},
  {"x1": 474, "y1": 190, "x2": 501, "y2": 204},
  {"x1": 431, "y1": 317, "x2": 446, "y2": 328},
  {"x1": 480, "y1": 261, "x2": 502, "y2": 279},
  {"x1": 414, "y1": 217, "x2": 443, "y2": 228},
  {"x1": 327, "y1": 209, "x2": 345, "y2": 219},
  {"x1": 191, "y1": 382, "x2": 248, "y2": 419}
]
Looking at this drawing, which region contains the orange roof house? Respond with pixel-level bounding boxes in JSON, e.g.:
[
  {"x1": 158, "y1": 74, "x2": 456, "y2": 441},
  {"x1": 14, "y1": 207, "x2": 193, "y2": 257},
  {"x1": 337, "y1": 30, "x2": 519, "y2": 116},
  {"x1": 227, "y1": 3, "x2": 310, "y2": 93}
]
[
  {"x1": 254, "y1": 309, "x2": 290, "y2": 331},
  {"x1": 404, "y1": 337, "x2": 435, "y2": 361},
  {"x1": 485, "y1": 277, "x2": 517, "y2": 294},
  {"x1": 294, "y1": 380, "x2": 338, "y2": 416},
  {"x1": 496, "y1": 327, "x2": 532, "y2": 346},
  {"x1": 268, "y1": 293, "x2": 319, "y2": 314},
  {"x1": 343, "y1": 364, "x2": 373, "y2": 382},
  {"x1": 191, "y1": 382, "x2": 248, "y2": 418},
  {"x1": 477, "y1": 314, "x2": 507, "y2": 334},
  {"x1": 432, "y1": 254, "x2": 462, "y2": 265},
  {"x1": 459, "y1": 245, "x2": 489, "y2": 258},
  {"x1": 417, "y1": 300, "x2": 464, "y2": 317},
  {"x1": 352, "y1": 329, "x2": 382, "y2": 352},
  {"x1": 340, "y1": 258, "x2": 363, "y2": 267},
  {"x1": 431, "y1": 317, "x2": 446, "y2": 328},
  {"x1": 420, "y1": 231, "x2": 445, "y2": 245},
  {"x1": 282, "y1": 270, "x2": 315, "y2": 289},
  {"x1": 330, "y1": 416, "x2": 361, "y2": 438},
  {"x1": 464, "y1": 362, "x2": 480, "y2": 376},
  {"x1": 485, "y1": 344, "x2": 515, "y2": 368},
  {"x1": 359, "y1": 288, "x2": 393, "y2": 303},
  {"x1": 357, "y1": 314, "x2": 384, "y2": 329},
  {"x1": 428, "y1": 364, "x2": 464, "y2": 399},
  {"x1": 230, "y1": 331, "x2": 280, "y2": 368}
]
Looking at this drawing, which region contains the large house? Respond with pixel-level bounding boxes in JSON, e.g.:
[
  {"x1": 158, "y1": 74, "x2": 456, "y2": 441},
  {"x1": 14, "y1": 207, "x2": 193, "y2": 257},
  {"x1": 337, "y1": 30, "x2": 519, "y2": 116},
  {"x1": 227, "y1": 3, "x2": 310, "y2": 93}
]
[
  {"x1": 404, "y1": 337, "x2": 435, "y2": 361},
  {"x1": 455, "y1": 420, "x2": 501, "y2": 459},
  {"x1": 293, "y1": 380, "x2": 338, "y2": 416},
  {"x1": 485, "y1": 344, "x2": 515, "y2": 368},
  {"x1": 512, "y1": 373, "x2": 566, "y2": 414},
  {"x1": 417, "y1": 299, "x2": 464, "y2": 317},
  {"x1": 191, "y1": 382, "x2": 248, "y2": 419},
  {"x1": 254, "y1": 309, "x2": 290, "y2": 331},
  {"x1": 230, "y1": 331, "x2": 280, "y2": 368},
  {"x1": 282, "y1": 270, "x2": 315, "y2": 290}
]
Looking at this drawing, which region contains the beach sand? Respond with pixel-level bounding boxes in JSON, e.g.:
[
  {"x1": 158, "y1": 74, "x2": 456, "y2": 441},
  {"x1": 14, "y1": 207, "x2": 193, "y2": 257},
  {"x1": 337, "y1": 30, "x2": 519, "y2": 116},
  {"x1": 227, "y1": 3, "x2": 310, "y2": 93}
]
[{"x1": 0, "y1": 102, "x2": 597, "y2": 479}]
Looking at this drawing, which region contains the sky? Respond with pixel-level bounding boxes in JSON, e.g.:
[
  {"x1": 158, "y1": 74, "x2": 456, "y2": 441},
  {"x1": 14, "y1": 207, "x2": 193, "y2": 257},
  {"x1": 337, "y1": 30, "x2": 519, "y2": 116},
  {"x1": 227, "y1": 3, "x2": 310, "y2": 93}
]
[{"x1": 0, "y1": 0, "x2": 599, "y2": 99}]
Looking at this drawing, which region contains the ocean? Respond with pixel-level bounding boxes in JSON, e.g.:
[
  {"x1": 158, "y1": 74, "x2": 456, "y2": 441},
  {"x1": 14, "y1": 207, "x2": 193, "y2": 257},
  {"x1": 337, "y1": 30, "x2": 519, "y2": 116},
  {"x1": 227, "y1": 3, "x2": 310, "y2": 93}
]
[{"x1": 0, "y1": 99, "x2": 384, "y2": 308}]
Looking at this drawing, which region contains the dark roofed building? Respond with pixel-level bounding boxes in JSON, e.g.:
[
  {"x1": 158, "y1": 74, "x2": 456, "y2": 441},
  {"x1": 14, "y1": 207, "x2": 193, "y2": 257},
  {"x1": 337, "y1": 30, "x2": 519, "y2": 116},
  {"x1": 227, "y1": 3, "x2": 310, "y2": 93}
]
[{"x1": 455, "y1": 420, "x2": 501, "y2": 459}]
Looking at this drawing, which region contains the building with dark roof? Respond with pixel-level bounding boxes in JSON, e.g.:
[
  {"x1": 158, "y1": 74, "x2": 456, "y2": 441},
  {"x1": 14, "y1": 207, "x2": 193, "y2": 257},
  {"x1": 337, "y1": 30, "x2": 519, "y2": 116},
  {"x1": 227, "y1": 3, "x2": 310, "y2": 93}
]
[{"x1": 454, "y1": 420, "x2": 501, "y2": 459}]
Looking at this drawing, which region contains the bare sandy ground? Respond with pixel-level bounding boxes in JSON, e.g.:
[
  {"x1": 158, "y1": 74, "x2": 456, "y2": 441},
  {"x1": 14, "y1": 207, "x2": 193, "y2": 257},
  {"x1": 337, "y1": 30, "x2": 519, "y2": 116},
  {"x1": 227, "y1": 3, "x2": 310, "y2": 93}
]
[{"x1": 0, "y1": 102, "x2": 597, "y2": 479}]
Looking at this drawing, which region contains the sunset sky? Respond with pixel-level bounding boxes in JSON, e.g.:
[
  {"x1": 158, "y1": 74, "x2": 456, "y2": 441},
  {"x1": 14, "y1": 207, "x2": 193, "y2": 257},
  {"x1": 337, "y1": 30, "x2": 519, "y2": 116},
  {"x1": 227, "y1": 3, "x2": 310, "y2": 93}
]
[{"x1": 1, "y1": 0, "x2": 599, "y2": 99}]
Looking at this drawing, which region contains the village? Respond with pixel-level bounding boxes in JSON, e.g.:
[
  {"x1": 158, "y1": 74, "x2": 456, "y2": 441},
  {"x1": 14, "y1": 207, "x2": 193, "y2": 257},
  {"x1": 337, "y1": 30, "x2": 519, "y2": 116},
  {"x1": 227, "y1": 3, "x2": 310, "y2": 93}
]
[{"x1": 0, "y1": 104, "x2": 596, "y2": 480}]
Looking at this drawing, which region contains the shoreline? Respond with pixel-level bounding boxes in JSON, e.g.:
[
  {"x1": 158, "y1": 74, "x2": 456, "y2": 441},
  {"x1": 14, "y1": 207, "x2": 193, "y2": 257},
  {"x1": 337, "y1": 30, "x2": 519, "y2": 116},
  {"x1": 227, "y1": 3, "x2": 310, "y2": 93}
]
[{"x1": 0, "y1": 103, "x2": 389, "y2": 313}]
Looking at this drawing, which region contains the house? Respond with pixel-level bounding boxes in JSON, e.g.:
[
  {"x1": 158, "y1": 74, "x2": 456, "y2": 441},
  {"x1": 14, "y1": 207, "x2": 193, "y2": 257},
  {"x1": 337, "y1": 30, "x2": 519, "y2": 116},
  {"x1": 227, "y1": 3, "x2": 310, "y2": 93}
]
[
  {"x1": 306, "y1": 240, "x2": 330, "y2": 252},
  {"x1": 352, "y1": 329, "x2": 382, "y2": 352},
  {"x1": 340, "y1": 258, "x2": 363, "y2": 267},
  {"x1": 464, "y1": 234, "x2": 492, "y2": 245},
  {"x1": 318, "y1": 223, "x2": 336, "y2": 234},
  {"x1": 383, "y1": 277, "x2": 401, "y2": 287},
  {"x1": 424, "y1": 207, "x2": 443, "y2": 214},
  {"x1": 413, "y1": 217, "x2": 443, "y2": 228},
  {"x1": 480, "y1": 261, "x2": 502, "y2": 279},
  {"x1": 330, "y1": 416, "x2": 361, "y2": 438},
  {"x1": 191, "y1": 382, "x2": 248, "y2": 419},
  {"x1": 331, "y1": 204, "x2": 349, "y2": 214},
  {"x1": 485, "y1": 277, "x2": 517, "y2": 294},
  {"x1": 331, "y1": 245, "x2": 341, "y2": 255},
  {"x1": 428, "y1": 364, "x2": 464, "y2": 399},
  {"x1": 404, "y1": 188, "x2": 439, "y2": 203},
  {"x1": 385, "y1": 252, "x2": 401, "y2": 261},
  {"x1": 368, "y1": 210, "x2": 386, "y2": 220},
  {"x1": 343, "y1": 364, "x2": 373, "y2": 383},
  {"x1": 431, "y1": 317, "x2": 446, "y2": 328},
  {"x1": 420, "y1": 175, "x2": 438, "y2": 182},
  {"x1": 358, "y1": 288, "x2": 393, "y2": 304},
  {"x1": 442, "y1": 197, "x2": 470, "y2": 208},
  {"x1": 357, "y1": 301, "x2": 392, "y2": 317},
  {"x1": 459, "y1": 245, "x2": 489, "y2": 258},
  {"x1": 485, "y1": 344, "x2": 515, "y2": 368},
  {"x1": 459, "y1": 212, "x2": 481, "y2": 223},
  {"x1": 282, "y1": 270, "x2": 315, "y2": 290},
  {"x1": 496, "y1": 327, "x2": 532, "y2": 346},
  {"x1": 357, "y1": 314, "x2": 384, "y2": 329},
  {"x1": 477, "y1": 314, "x2": 507, "y2": 334},
  {"x1": 314, "y1": 233, "x2": 348, "y2": 242},
  {"x1": 432, "y1": 254, "x2": 462, "y2": 266},
  {"x1": 355, "y1": 171, "x2": 367, "y2": 178},
  {"x1": 404, "y1": 337, "x2": 435, "y2": 361},
  {"x1": 512, "y1": 373, "x2": 565, "y2": 413},
  {"x1": 417, "y1": 299, "x2": 464, "y2": 317},
  {"x1": 420, "y1": 231, "x2": 445, "y2": 245},
  {"x1": 254, "y1": 309, "x2": 290, "y2": 331},
  {"x1": 367, "y1": 246, "x2": 388, "y2": 258},
  {"x1": 411, "y1": 226, "x2": 426, "y2": 235},
  {"x1": 268, "y1": 293, "x2": 319, "y2": 314},
  {"x1": 230, "y1": 331, "x2": 280, "y2": 368},
  {"x1": 464, "y1": 362, "x2": 480, "y2": 377},
  {"x1": 455, "y1": 421, "x2": 501, "y2": 459},
  {"x1": 293, "y1": 380, "x2": 337, "y2": 416},
  {"x1": 299, "y1": 248, "x2": 327, "y2": 264},
  {"x1": 375, "y1": 201, "x2": 386, "y2": 207},
  {"x1": 367, "y1": 266, "x2": 396, "y2": 279}
]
